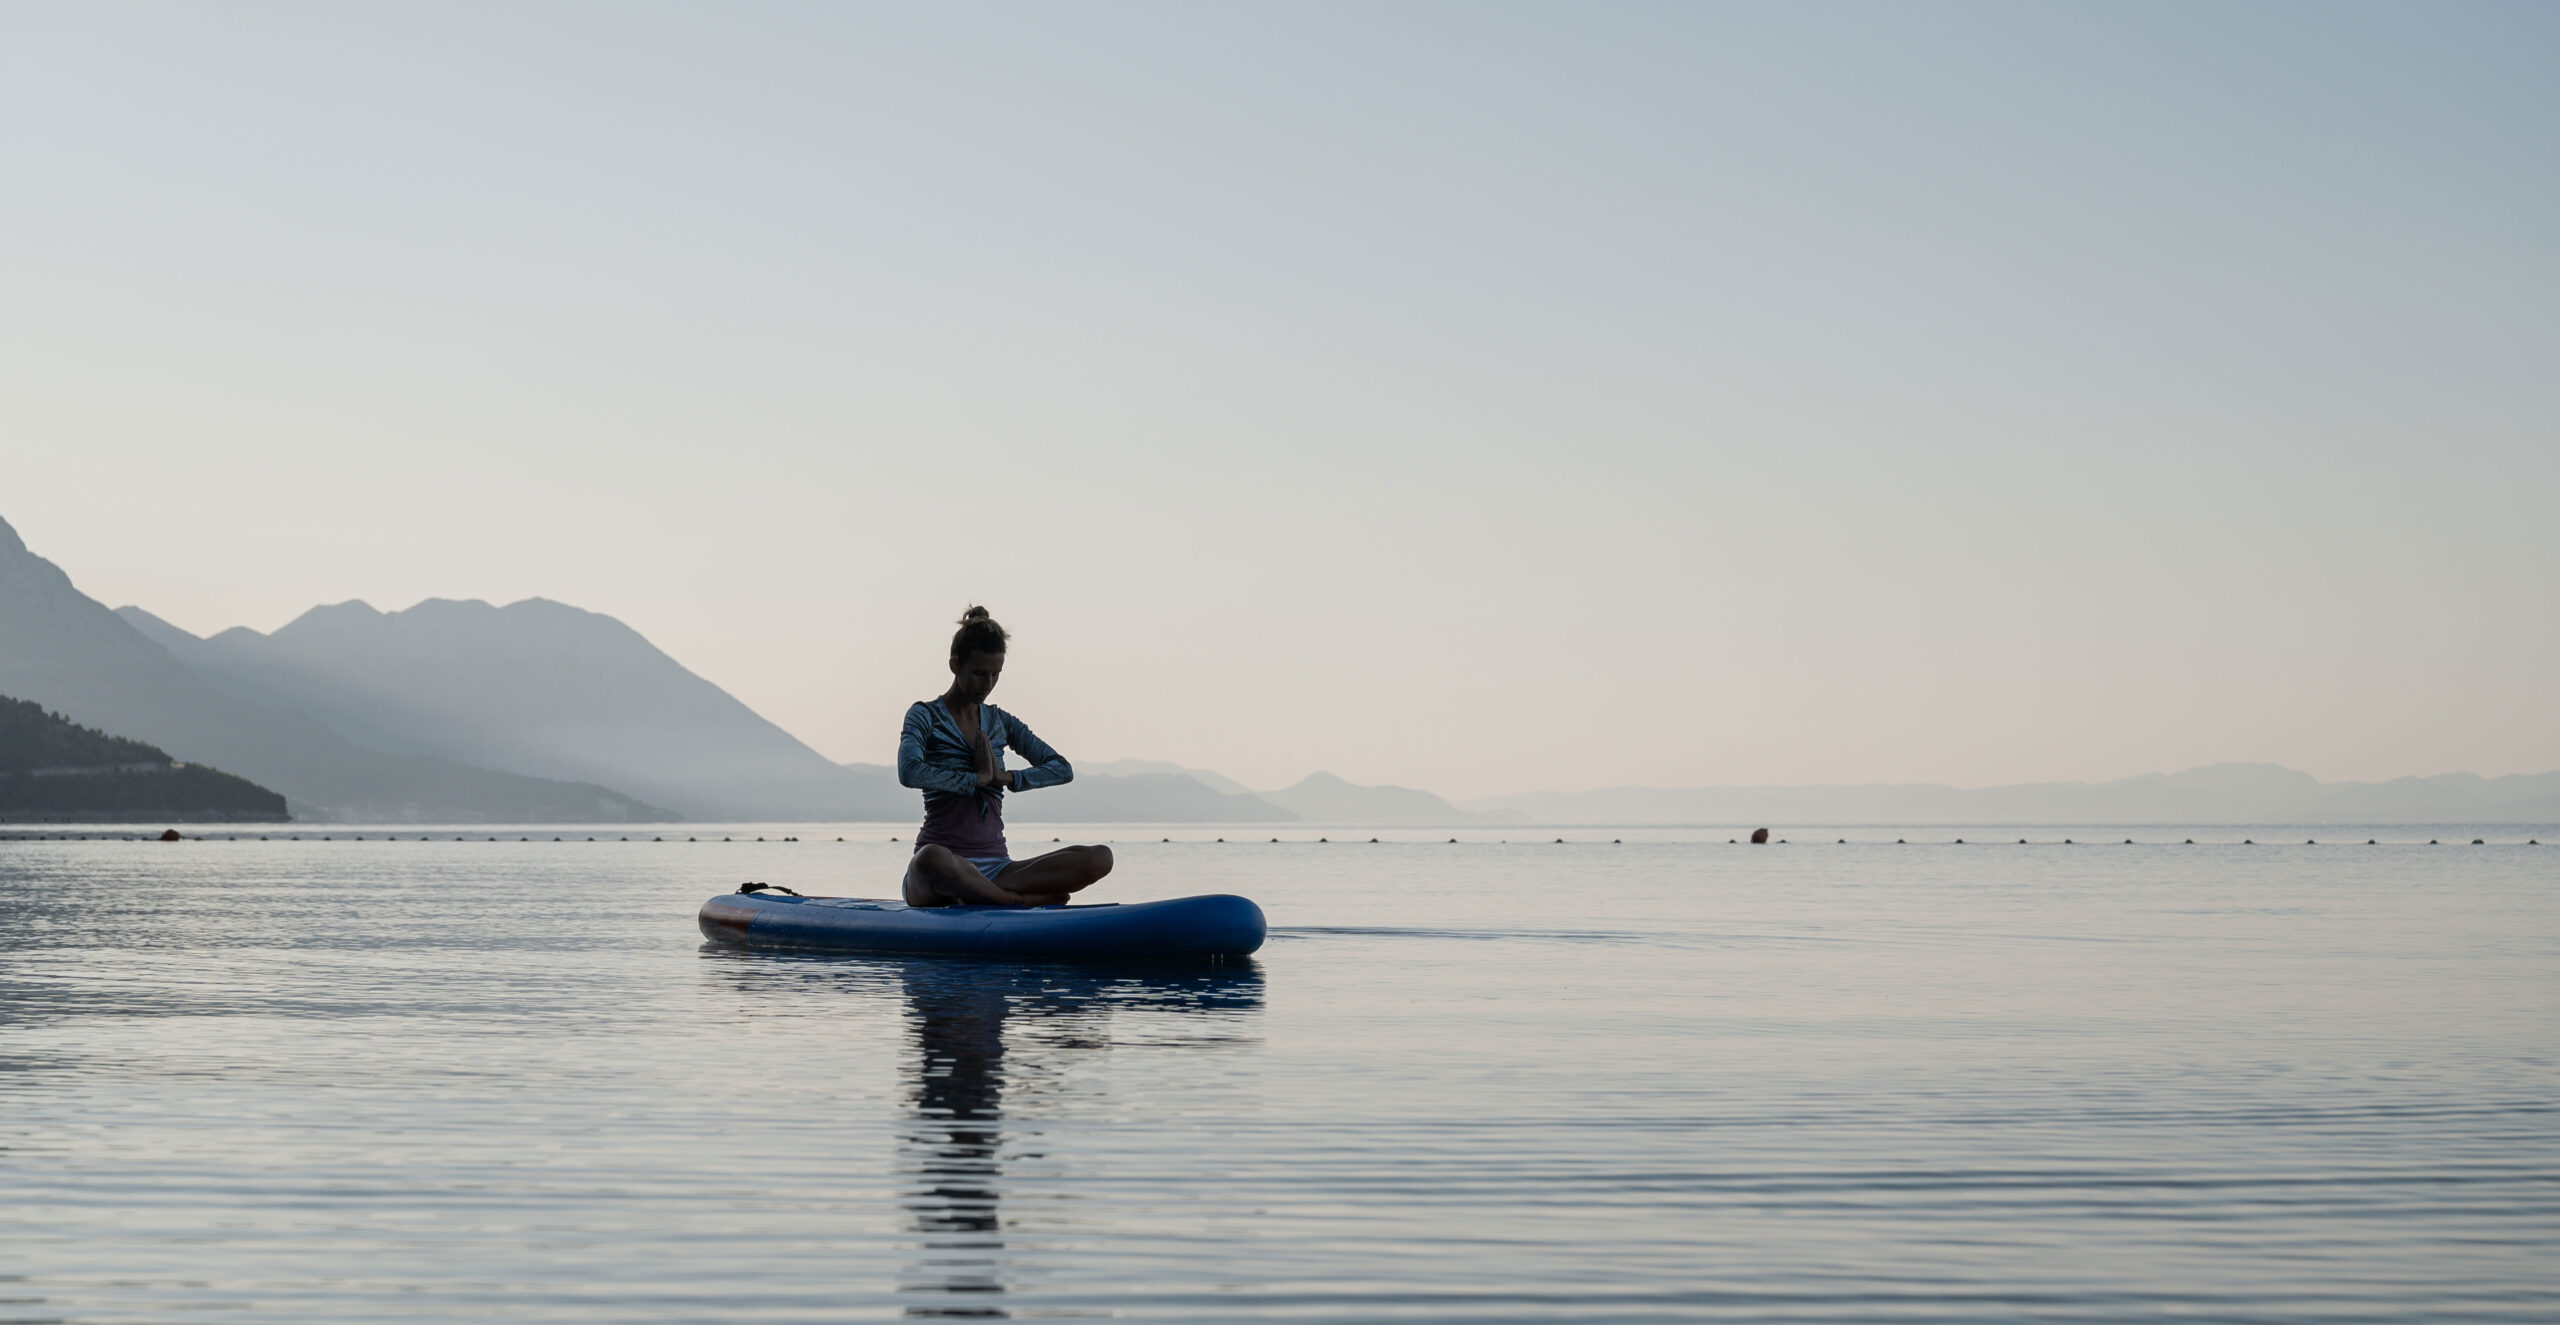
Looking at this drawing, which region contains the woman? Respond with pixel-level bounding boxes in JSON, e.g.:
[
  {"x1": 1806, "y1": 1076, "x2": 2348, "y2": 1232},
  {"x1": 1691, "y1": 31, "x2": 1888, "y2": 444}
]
[{"x1": 898, "y1": 607, "x2": 1113, "y2": 907}]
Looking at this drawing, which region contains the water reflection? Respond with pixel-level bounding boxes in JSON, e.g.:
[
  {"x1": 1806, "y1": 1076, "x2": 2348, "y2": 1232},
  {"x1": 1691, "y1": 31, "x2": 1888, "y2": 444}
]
[
  {"x1": 903, "y1": 963, "x2": 1011, "y2": 1315},
  {"x1": 900, "y1": 959, "x2": 1263, "y2": 1318},
  {"x1": 702, "y1": 951, "x2": 1264, "y2": 1317}
]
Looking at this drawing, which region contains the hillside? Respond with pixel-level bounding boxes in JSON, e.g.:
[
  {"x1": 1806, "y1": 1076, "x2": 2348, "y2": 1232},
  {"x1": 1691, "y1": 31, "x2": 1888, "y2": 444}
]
[
  {"x1": 1082, "y1": 759, "x2": 1259, "y2": 797},
  {"x1": 0, "y1": 694, "x2": 288, "y2": 822},
  {"x1": 122, "y1": 598, "x2": 906, "y2": 822},
  {"x1": 1259, "y1": 771, "x2": 1487, "y2": 825},
  {"x1": 0, "y1": 515, "x2": 667, "y2": 823},
  {"x1": 844, "y1": 759, "x2": 1498, "y2": 825},
  {"x1": 1007, "y1": 771, "x2": 1296, "y2": 823},
  {"x1": 0, "y1": 694, "x2": 167, "y2": 773}
]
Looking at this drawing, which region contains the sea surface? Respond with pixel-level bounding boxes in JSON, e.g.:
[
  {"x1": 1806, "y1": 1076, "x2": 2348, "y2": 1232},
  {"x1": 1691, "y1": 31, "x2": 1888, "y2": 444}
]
[{"x1": 2, "y1": 823, "x2": 2554, "y2": 1322}]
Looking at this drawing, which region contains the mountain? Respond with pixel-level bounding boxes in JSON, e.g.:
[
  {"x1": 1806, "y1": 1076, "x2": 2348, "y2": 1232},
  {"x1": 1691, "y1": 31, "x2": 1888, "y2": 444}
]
[
  {"x1": 1259, "y1": 771, "x2": 1489, "y2": 825},
  {"x1": 841, "y1": 758, "x2": 1293, "y2": 823},
  {"x1": 834, "y1": 761, "x2": 905, "y2": 820},
  {"x1": 1462, "y1": 763, "x2": 2560, "y2": 825},
  {"x1": 1008, "y1": 771, "x2": 1296, "y2": 823},
  {"x1": 0, "y1": 693, "x2": 173, "y2": 773},
  {"x1": 120, "y1": 598, "x2": 909, "y2": 822},
  {"x1": 1081, "y1": 758, "x2": 1259, "y2": 798},
  {"x1": 0, "y1": 515, "x2": 665, "y2": 823},
  {"x1": 0, "y1": 694, "x2": 288, "y2": 822}
]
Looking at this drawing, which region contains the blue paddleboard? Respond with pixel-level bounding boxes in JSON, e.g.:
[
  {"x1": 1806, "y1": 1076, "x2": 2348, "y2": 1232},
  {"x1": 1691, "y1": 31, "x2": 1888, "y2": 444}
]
[{"x1": 697, "y1": 890, "x2": 1266, "y2": 959}]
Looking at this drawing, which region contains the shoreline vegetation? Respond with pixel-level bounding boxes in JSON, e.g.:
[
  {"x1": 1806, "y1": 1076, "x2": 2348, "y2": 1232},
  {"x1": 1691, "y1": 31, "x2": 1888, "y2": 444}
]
[{"x1": 0, "y1": 696, "x2": 288, "y2": 823}]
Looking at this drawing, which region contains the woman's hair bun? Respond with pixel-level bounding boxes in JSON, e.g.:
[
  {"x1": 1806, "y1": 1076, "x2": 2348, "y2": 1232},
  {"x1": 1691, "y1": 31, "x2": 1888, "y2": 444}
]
[{"x1": 949, "y1": 605, "x2": 1009, "y2": 664}]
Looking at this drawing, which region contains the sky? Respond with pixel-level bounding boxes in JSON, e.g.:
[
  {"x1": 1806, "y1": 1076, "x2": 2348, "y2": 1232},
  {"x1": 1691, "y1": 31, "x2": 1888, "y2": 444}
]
[{"x1": 3, "y1": 1, "x2": 2553, "y2": 800}]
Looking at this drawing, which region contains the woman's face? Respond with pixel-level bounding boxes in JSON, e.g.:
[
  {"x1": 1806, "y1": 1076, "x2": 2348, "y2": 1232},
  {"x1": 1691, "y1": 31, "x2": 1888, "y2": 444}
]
[{"x1": 949, "y1": 650, "x2": 1005, "y2": 705}]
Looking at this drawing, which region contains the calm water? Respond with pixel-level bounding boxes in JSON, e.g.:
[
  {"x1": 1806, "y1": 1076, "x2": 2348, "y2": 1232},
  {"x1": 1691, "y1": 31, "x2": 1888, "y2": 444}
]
[{"x1": 2, "y1": 825, "x2": 2554, "y2": 1322}]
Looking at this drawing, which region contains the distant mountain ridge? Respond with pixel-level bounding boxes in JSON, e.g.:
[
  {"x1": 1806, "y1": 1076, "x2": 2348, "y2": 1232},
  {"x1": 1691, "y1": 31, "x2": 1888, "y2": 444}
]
[
  {"x1": 999, "y1": 770, "x2": 1296, "y2": 823},
  {"x1": 1463, "y1": 763, "x2": 2560, "y2": 825},
  {"x1": 121, "y1": 597, "x2": 906, "y2": 822},
  {"x1": 0, "y1": 515, "x2": 661, "y2": 823},
  {"x1": 844, "y1": 758, "x2": 1491, "y2": 824},
  {"x1": 18, "y1": 513, "x2": 2550, "y2": 828},
  {"x1": 1081, "y1": 759, "x2": 1257, "y2": 798},
  {"x1": 1017, "y1": 763, "x2": 1491, "y2": 824},
  {"x1": 1257, "y1": 771, "x2": 1489, "y2": 825}
]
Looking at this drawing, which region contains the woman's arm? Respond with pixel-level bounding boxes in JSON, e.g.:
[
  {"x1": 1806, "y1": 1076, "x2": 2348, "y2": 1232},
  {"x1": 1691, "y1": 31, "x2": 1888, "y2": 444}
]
[
  {"x1": 897, "y1": 703, "x2": 983, "y2": 795},
  {"x1": 999, "y1": 711, "x2": 1072, "y2": 792}
]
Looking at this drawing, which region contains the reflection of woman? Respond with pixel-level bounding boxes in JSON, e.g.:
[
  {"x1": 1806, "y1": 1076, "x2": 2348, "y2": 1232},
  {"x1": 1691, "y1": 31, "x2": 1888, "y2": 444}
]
[
  {"x1": 898, "y1": 607, "x2": 1114, "y2": 908},
  {"x1": 891, "y1": 959, "x2": 1266, "y2": 1315},
  {"x1": 903, "y1": 966, "x2": 1011, "y2": 1309}
]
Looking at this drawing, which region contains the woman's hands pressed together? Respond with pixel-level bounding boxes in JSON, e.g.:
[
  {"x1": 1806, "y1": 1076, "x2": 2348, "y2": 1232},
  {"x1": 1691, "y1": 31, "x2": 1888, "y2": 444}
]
[{"x1": 972, "y1": 724, "x2": 1012, "y2": 791}]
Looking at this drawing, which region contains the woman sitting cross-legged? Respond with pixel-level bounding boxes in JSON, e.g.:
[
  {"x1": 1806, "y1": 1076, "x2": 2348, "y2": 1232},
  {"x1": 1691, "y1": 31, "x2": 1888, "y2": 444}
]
[{"x1": 896, "y1": 606, "x2": 1113, "y2": 908}]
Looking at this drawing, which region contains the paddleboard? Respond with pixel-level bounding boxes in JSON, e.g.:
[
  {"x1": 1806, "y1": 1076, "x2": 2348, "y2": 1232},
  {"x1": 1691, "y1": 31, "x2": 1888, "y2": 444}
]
[{"x1": 697, "y1": 890, "x2": 1265, "y2": 959}]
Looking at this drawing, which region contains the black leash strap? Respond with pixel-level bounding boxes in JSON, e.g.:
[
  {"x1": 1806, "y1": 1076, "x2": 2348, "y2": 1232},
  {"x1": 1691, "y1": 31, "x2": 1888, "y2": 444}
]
[{"x1": 737, "y1": 881, "x2": 802, "y2": 896}]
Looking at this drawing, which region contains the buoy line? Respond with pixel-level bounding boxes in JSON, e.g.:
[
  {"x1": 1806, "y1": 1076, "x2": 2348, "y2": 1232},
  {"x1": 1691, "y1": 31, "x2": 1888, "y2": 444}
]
[{"x1": 0, "y1": 832, "x2": 2542, "y2": 845}]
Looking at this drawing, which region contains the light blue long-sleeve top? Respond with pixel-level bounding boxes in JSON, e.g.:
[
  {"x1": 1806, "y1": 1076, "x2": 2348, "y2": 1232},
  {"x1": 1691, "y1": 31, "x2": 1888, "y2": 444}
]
[{"x1": 896, "y1": 699, "x2": 1072, "y2": 855}]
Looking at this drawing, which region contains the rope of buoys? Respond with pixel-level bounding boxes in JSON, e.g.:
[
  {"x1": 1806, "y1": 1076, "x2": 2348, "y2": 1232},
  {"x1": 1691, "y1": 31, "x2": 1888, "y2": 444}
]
[{"x1": 2, "y1": 831, "x2": 2539, "y2": 846}]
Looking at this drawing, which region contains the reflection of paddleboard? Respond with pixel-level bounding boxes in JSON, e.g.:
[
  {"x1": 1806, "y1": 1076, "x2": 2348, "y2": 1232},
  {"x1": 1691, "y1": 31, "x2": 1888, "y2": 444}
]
[{"x1": 697, "y1": 891, "x2": 1266, "y2": 959}]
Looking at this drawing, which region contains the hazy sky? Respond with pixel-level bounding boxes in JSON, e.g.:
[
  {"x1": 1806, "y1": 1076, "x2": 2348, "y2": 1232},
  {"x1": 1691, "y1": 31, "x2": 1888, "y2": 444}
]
[{"x1": 4, "y1": 2, "x2": 2553, "y2": 799}]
